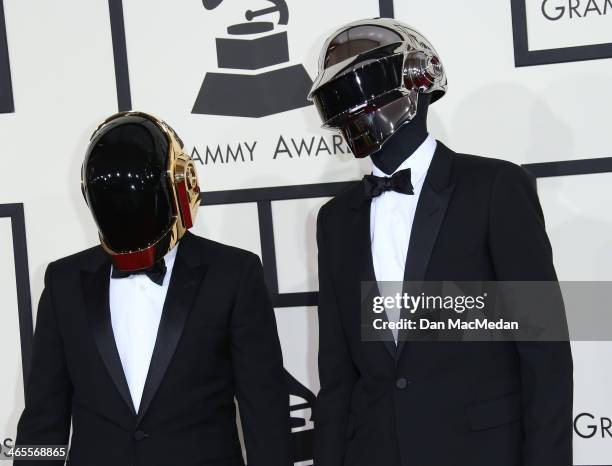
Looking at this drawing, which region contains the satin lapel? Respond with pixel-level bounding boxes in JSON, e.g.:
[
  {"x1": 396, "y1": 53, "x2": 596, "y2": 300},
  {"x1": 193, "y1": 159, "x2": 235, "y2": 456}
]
[
  {"x1": 396, "y1": 142, "x2": 456, "y2": 360},
  {"x1": 403, "y1": 182, "x2": 455, "y2": 283},
  {"x1": 349, "y1": 184, "x2": 397, "y2": 360},
  {"x1": 82, "y1": 258, "x2": 136, "y2": 415},
  {"x1": 137, "y1": 240, "x2": 208, "y2": 423}
]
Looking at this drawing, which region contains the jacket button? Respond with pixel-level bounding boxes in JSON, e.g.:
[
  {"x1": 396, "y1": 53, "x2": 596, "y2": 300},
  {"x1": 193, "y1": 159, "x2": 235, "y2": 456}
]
[
  {"x1": 133, "y1": 430, "x2": 148, "y2": 441},
  {"x1": 396, "y1": 377, "x2": 409, "y2": 389}
]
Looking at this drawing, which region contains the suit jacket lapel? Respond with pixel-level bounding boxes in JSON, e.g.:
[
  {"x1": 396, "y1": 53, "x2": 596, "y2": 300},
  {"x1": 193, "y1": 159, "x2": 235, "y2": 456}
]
[
  {"x1": 396, "y1": 142, "x2": 455, "y2": 360},
  {"x1": 403, "y1": 187, "x2": 455, "y2": 282},
  {"x1": 137, "y1": 232, "x2": 208, "y2": 423},
  {"x1": 82, "y1": 253, "x2": 136, "y2": 415},
  {"x1": 349, "y1": 184, "x2": 397, "y2": 360}
]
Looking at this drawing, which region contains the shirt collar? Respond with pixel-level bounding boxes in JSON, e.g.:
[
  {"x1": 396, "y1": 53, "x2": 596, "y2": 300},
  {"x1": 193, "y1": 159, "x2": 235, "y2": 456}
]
[
  {"x1": 163, "y1": 242, "x2": 179, "y2": 271},
  {"x1": 371, "y1": 134, "x2": 437, "y2": 185}
]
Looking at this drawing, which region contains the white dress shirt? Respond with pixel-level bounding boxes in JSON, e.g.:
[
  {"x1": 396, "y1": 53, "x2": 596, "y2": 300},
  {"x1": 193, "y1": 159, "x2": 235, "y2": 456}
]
[
  {"x1": 370, "y1": 135, "x2": 437, "y2": 341},
  {"x1": 109, "y1": 244, "x2": 178, "y2": 412}
]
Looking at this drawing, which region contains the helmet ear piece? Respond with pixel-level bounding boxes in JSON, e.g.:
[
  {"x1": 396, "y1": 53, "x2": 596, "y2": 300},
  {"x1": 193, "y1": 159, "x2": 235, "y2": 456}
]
[
  {"x1": 173, "y1": 157, "x2": 200, "y2": 230},
  {"x1": 404, "y1": 50, "x2": 444, "y2": 95}
]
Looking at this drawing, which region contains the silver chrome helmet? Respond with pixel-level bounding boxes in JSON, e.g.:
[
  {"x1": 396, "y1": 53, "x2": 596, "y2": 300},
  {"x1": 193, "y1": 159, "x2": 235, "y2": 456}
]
[{"x1": 307, "y1": 18, "x2": 447, "y2": 158}]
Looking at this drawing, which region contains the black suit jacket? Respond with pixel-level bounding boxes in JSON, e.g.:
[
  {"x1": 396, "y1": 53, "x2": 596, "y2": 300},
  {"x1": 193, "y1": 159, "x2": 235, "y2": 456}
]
[
  {"x1": 16, "y1": 231, "x2": 291, "y2": 466},
  {"x1": 314, "y1": 142, "x2": 573, "y2": 466}
]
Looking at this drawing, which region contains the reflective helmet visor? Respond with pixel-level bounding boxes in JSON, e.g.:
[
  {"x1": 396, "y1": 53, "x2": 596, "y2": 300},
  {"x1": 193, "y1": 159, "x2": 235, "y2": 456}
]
[
  {"x1": 83, "y1": 115, "x2": 173, "y2": 253},
  {"x1": 312, "y1": 53, "x2": 404, "y2": 127}
]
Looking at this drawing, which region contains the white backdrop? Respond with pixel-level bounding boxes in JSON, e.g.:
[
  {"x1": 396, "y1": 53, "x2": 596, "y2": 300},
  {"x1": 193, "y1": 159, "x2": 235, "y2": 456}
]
[{"x1": 1, "y1": 0, "x2": 611, "y2": 464}]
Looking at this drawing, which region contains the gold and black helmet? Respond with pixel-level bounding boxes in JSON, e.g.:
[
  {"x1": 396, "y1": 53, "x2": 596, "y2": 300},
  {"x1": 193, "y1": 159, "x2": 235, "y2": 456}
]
[{"x1": 81, "y1": 111, "x2": 200, "y2": 272}]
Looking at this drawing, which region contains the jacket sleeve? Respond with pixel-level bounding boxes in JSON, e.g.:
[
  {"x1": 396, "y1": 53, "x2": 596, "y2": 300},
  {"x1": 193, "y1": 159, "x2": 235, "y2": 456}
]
[
  {"x1": 488, "y1": 163, "x2": 573, "y2": 466},
  {"x1": 15, "y1": 262, "x2": 73, "y2": 466},
  {"x1": 314, "y1": 207, "x2": 359, "y2": 466},
  {"x1": 230, "y1": 253, "x2": 291, "y2": 466}
]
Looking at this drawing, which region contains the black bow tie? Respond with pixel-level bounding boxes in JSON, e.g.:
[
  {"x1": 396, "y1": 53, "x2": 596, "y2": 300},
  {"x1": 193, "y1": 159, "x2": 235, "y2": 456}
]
[
  {"x1": 363, "y1": 168, "x2": 414, "y2": 199},
  {"x1": 111, "y1": 259, "x2": 167, "y2": 286}
]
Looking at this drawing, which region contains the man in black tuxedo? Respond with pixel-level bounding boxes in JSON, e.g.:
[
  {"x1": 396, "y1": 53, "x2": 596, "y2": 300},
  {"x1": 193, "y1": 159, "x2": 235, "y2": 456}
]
[
  {"x1": 15, "y1": 112, "x2": 291, "y2": 466},
  {"x1": 307, "y1": 19, "x2": 573, "y2": 466}
]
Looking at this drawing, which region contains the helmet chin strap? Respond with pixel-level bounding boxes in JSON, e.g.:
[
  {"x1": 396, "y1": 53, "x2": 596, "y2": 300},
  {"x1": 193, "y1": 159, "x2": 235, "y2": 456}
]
[{"x1": 370, "y1": 92, "x2": 432, "y2": 176}]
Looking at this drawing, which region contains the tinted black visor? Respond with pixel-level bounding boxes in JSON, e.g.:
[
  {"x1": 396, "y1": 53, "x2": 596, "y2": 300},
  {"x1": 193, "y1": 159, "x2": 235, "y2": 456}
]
[
  {"x1": 312, "y1": 54, "x2": 404, "y2": 126},
  {"x1": 83, "y1": 115, "x2": 174, "y2": 252}
]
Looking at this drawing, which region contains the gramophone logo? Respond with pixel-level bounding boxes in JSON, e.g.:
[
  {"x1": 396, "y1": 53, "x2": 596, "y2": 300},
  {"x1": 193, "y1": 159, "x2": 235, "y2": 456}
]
[{"x1": 193, "y1": 0, "x2": 313, "y2": 118}]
